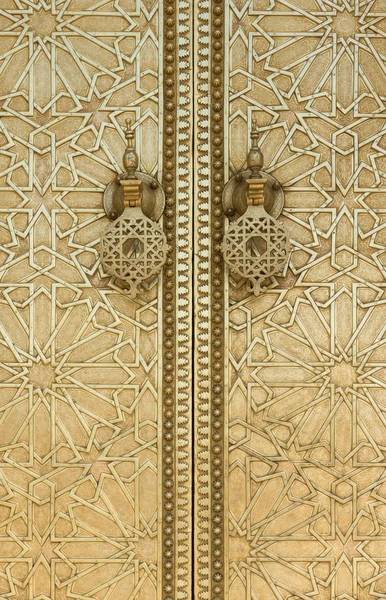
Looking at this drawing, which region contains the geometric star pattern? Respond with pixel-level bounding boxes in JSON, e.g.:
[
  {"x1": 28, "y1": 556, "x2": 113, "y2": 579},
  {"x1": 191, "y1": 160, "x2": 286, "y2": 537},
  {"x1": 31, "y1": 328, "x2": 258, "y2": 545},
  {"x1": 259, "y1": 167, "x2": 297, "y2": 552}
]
[
  {"x1": 226, "y1": 1, "x2": 386, "y2": 598},
  {"x1": 0, "y1": 281, "x2": 160, "y2": 600},
  {"x1": 0, "y1": 1, "x2": 161, "y2": 598},
  {"x1": 0, "y1": 0, "x2": 160, "y2": 197}
]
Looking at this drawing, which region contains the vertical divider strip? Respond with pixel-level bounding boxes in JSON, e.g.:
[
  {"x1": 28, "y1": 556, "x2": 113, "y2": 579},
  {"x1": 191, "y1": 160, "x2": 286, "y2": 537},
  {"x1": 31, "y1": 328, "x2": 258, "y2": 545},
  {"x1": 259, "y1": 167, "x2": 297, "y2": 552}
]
[
  {"x1": 196, "y1": 0, "x2": 226, "y2": 599},
  {"x1": 162, "y1": 0, "x2": 193, "y2": 598},
  {"x1": 209, "y1": 0, "x2": 226, "y2": 598},
  {"x1": 162, "y1": 1, "x2": 178, "y2": 598},
  {"x1": 175, "y1": 0, "x2": 193, "y2": 598}
]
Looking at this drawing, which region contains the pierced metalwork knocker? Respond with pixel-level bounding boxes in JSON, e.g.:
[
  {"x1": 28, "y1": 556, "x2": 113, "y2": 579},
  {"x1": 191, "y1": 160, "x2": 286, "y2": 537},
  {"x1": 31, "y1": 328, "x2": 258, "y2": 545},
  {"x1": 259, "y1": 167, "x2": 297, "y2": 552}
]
[
  {"x1": 100, "y1": 119, "x2": 168, "y2": 298},
  {"x1": 222, "y1": 121, "x2": 289, "y2": 295}
]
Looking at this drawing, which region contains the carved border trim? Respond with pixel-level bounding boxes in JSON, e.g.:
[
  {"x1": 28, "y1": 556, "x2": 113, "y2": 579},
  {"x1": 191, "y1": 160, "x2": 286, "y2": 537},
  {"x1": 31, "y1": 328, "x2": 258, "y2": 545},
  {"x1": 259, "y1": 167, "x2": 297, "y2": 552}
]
[
  {"x1": 196, "y1": 0, "x2": 211, "y2": 595},
  {"x1": 162, "y1": 0, "x2": 178, "y2": 598},
  {"x1": 162, "y1": 0, "x2": 192, "y2": 598},
  {"x1": 175, "y1": 1, "x2": 193, "y2": 598},
  {"x1": 196, "y1": 0, "x2": 225, "y2": 598}
]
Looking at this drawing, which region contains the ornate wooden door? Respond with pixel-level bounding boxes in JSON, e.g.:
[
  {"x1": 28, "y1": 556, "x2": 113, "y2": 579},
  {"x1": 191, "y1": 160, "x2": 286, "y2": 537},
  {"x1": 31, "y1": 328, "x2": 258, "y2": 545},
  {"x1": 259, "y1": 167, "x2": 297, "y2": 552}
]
[
  {"x1": 195, "y1": 1, "x2": 386, "y2": 600},
  {"x1": 0, "y1": 1, "x2": 386, "y2": 600},
  {"x1": 0, "y1": 1, "x2": 192, "y2": 599}
]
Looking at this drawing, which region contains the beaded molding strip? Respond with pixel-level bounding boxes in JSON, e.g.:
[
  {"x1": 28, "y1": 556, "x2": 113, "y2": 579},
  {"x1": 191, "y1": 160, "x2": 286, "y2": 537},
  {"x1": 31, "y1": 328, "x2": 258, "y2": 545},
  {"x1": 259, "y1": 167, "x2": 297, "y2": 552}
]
[
  {"x1": 162, "y1": 1, "x2": 192, "y2": 599},
  {"x1": 196, "y1": 0, "x2": 225, "y2": 598}
]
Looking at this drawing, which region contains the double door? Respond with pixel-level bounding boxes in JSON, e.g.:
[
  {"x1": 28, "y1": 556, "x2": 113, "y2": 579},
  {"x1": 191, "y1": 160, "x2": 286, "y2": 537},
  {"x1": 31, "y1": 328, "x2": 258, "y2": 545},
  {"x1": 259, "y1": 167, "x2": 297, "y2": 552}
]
[{"x1": 0, "y1": 1, "x2": 385, "y2": 599}]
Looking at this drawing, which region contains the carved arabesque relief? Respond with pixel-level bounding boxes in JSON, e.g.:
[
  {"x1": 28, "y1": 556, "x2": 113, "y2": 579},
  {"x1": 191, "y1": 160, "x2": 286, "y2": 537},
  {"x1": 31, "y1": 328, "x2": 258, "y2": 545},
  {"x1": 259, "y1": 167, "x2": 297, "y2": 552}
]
[
  {"x1": 3, "y1": 1, "x2": 386, "y2": 599},
  {"x1": 0, "y1": 1, "x2": 193, "y2": 598},
  {"x1": 0, "y1": 2, "x2": 166, "y2": 599},
  {"x1": 223, "y1": 1, "x2": 386, "y2": 599}
]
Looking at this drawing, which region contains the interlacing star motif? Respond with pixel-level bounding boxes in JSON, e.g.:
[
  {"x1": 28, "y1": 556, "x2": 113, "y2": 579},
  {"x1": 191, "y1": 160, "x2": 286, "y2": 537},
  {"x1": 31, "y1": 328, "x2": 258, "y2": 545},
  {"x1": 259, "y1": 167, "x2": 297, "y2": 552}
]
[
  {"x1": 0, "y1": 1, "x2": 161, "y2": 598},
  {"x1": 227, "y1": 1, "x2": 386, "y2": 598}
]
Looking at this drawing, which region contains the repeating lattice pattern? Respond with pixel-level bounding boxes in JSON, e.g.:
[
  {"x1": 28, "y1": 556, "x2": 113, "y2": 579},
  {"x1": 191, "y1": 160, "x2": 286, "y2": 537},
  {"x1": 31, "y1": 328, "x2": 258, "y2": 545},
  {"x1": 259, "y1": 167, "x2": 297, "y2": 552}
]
[{"x1": 0, "y1": 1, "x2": 165, "y2": 598}]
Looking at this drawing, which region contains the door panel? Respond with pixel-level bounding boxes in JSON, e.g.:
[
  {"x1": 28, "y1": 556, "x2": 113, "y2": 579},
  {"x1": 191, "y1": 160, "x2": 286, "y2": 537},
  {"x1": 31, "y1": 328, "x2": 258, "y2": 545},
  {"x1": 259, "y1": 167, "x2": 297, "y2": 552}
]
[
  {"x1": 196, "y1": 1, "x2": 386, "y2": 599},
  {"x1": 0, "y1": 2, "x2": 192, "y2": 600}
]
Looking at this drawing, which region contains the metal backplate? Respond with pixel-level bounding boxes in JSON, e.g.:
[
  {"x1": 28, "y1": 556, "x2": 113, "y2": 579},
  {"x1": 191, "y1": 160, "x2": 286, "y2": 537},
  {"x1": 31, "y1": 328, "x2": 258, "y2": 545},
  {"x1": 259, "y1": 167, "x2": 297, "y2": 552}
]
[
  {"x1": 103, "y1": 171, "x2": 165, "y2": 221},
  {"x1": 222, "y1": 169, "x2": 284, "y2": 220}
]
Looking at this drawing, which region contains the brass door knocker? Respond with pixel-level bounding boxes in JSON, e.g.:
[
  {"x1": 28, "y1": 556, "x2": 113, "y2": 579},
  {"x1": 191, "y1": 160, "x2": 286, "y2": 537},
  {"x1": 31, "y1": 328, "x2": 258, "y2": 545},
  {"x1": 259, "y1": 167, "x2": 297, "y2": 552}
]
[
  {"x1": 222, "y1": 121, "x2": 289, "y2": 295},
  {"x1": 100, "y1": 119, "x2": 168, "y2": 298}
]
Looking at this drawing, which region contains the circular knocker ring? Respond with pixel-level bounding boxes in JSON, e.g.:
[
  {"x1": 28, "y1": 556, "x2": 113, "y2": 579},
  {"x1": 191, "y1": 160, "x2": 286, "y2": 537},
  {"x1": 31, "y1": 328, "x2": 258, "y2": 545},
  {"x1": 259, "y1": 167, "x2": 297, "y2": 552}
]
[
  {"x1": 101, "y1": 205, "x2": 169, "y2": 298},
  {"x1": 100, "y1": 118, "x2": 168, "y2": 298},
  {"x1": 222, "y1": 206, "x2": 289, "y2": 296},
  {"x1": 222, "y1": 121, "x2": 289, "y2": 295}
]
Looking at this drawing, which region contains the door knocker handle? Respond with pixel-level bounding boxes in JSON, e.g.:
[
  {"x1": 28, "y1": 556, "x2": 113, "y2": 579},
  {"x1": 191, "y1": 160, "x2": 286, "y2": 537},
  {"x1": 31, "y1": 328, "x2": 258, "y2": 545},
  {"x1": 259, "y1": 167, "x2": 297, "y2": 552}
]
[
  {"x1": 222, "y1": 121, "x2": 289, "y2": 296},
  {"x1": 100, "y1": 119, "x2": 168, "y2": 298}
]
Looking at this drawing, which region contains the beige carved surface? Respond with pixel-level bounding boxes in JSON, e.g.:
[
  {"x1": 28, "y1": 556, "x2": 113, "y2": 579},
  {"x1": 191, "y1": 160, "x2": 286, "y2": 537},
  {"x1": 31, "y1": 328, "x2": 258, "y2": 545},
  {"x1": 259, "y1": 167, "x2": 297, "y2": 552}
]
[
  {"x1": 225, "y1": 1, "x2": 386, "y2": 599},
  {"x1": 0, "y1": 1, "x2": 162, "y2": 599}
]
